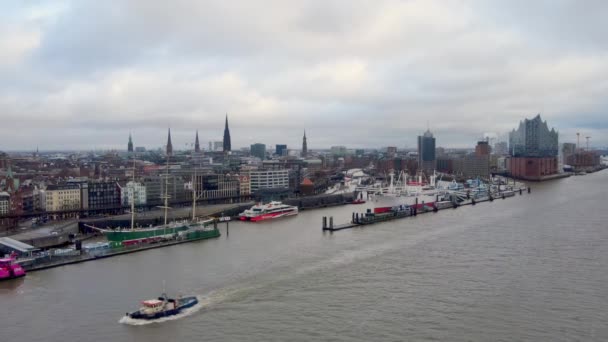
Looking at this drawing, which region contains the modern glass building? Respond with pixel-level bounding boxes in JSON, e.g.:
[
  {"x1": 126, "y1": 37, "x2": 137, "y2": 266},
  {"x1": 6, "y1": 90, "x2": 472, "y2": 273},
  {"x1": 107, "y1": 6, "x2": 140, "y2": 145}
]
[
  {"x1": 508, "y1": 114, "x2": 559, "y2": 180},
  {"x1": 509, "y1": 114, "x2": 558, "y2": 157},
  {"x1": 417, "y1": 129, "x2": 436, "y2": 174}
]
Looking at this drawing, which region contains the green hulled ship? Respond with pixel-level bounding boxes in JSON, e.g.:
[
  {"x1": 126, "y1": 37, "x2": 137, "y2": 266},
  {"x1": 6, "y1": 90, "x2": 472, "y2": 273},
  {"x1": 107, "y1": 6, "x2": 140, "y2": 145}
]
[{"x1": 92, "y1": 219, "x2": 217, "y2": 243}]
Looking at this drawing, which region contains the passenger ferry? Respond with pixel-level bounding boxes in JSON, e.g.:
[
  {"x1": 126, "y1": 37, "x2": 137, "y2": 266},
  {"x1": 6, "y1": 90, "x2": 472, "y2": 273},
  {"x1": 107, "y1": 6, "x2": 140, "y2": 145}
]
[{"x1": 239, "y1": 201, "x2": 298, "y2": 222}]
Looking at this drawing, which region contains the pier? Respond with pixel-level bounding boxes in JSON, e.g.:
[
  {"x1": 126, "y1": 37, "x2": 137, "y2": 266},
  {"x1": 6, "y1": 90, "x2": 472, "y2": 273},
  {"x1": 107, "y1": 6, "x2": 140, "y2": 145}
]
[
  {"x1": 19, "y1": 221, "x2": 230, "y2": 273},
  {"x1": 323, "y1": 187, "x2": 530, "y2": 232}
]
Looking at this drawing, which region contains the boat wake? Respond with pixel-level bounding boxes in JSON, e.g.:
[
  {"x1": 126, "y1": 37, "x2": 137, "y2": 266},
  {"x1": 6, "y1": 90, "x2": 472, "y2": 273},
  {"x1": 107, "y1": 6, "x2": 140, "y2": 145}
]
[{"x1": 118, "y1": 295, "x2": 208, "y2": 325}]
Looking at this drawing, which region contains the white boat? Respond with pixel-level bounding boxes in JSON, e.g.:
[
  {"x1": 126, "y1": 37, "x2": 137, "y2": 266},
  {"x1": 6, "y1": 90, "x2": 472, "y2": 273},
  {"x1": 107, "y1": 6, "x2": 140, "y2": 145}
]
[
  {"x1": 239, "y1": 202, "x2": 298, "y2": 222},
  {"x1": 368, "y1": 171, "x2": 447, "y2": 213}
]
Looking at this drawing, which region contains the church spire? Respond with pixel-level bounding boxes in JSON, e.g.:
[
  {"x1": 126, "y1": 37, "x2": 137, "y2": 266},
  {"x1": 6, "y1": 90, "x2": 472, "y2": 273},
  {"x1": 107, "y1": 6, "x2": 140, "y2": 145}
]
[
  {"x1": 128, "y1": 132, "x2": 134, "y2": 153},
  {"x1": 166, "y1": 128, "x2": 173, "y2": 156},
  {"x1": 194, "y1": 130, "x2": 200, "y2": 152},
  {"x1": 302, "y1": 129, "x2": 308, "y2": 158},
  {"x1": 223, "y1": 114, "x2": 231, "y2": 153}
]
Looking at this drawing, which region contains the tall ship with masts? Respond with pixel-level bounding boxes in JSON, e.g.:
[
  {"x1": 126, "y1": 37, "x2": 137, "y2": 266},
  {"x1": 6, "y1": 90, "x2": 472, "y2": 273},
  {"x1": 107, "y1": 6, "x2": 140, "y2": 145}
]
[{"x1": 87, "y1": 149, "x2": 219, "y2": 245}]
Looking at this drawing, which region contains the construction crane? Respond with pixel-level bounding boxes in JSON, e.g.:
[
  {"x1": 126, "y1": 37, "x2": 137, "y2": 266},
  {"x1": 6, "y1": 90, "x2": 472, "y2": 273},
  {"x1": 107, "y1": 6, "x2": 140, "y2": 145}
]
[{"x1": 586, "y1": 136, "x2": 591, "y2": 151}]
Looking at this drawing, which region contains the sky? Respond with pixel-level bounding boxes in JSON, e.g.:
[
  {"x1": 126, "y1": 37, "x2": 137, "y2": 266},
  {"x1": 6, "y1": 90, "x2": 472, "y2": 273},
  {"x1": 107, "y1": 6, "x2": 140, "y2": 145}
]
[{"x1": 1, "y1": 0, "x2": 607, "y2": 151}]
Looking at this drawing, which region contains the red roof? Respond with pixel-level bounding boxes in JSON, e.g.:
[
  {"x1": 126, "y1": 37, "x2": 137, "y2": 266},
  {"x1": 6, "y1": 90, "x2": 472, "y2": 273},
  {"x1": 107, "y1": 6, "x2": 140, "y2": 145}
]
[{"x1": 300, "y1": 178, "x2": 313, "y2": 186}]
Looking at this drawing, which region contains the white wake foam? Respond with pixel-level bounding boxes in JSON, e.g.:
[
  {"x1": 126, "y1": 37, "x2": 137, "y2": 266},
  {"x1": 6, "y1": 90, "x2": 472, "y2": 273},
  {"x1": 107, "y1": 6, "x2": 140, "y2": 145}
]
[{"x1": 118, "y1": 295, "x2": 208, "y2": 325}]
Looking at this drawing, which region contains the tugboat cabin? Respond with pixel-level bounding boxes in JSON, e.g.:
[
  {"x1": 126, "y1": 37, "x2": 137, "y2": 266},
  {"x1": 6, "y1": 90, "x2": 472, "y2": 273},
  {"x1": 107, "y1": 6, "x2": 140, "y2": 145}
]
[{"x1": 141, "y1": 299, "x2": 164, "y2": 313}]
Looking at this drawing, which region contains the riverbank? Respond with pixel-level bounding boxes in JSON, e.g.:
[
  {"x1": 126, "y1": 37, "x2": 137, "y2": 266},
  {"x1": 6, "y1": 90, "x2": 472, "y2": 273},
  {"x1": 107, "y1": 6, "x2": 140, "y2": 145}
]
[{"x1": 20, "y1": 227, "x2": 222, "y2": 272}]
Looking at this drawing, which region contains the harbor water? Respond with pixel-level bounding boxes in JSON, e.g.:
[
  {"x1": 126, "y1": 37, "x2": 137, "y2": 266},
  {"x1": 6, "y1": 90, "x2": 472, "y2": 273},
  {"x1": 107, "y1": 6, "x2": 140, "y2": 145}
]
[{"x1": 1, "y1": 171, "x2": 607, "y2": 341}]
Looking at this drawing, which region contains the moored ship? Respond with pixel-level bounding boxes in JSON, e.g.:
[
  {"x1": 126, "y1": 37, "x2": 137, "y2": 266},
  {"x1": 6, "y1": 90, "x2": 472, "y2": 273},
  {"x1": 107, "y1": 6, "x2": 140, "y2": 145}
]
[
  {"x1": 0, "y1": 254, "x2": 26, "y2": 281},
  {"x1": 92, "y1": 219, "x2": 217, "y2": 244},
  {"x1": 239, "y1": 201, "x2": 298, "y2": 222},
  {"x1": 371, "y1": 192, "x2": 440, "y2": 213},
  {"x1": 368, "y1": 171, "x2": 445, "y2": 213}
]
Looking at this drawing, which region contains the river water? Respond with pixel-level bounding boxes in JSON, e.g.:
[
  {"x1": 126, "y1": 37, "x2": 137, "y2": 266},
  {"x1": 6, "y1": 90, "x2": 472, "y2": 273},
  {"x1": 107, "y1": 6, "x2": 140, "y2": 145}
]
[{"x1": 2, "y1": 171, "x2": 607, "y2": 341}]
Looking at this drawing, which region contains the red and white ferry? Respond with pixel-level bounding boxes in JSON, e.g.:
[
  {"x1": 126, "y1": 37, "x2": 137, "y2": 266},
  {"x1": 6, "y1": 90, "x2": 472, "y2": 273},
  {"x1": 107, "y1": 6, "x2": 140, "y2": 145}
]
[{"x1": 239, "y1": 201, "x2": 299, "y2": 222}]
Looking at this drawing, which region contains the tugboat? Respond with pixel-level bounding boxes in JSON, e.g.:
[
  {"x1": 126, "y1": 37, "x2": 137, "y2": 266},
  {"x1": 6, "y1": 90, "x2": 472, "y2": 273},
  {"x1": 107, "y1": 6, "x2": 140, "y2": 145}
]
[
  {"x1": 0, "y1": 253, "x2": 26, "y2": 281},
  {"x1": 126, "y1": 292, "x2": 199, "y2": 320}
]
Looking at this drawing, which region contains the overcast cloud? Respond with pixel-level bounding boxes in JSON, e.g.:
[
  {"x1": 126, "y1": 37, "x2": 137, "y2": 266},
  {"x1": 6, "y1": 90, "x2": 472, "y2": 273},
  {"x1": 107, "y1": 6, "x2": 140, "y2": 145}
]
[{"x1": 1, "y1": 0, "x2": 607, "y2": 151}]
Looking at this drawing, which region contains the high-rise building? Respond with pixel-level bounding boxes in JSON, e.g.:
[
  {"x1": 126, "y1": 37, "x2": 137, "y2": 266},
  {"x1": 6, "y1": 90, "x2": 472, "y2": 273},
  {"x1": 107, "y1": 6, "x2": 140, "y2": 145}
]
[
  {"x1": 250, "y1": 143, "x2": 266, "y2": 160},
  {"x1": 475, "y1": 140, "x2": 491, "y2": 156},
  {"x1": 128, "y1": 133, "x2": 134, "y2": 153},
  {"x1": 223, "y1": 114, "x2": 231, "y2": 153},
  {"x1": 561, "y1": 143, "x2": 576, "y2": 164},
  {"x1": 508, "y1": 114, "x2": 559, "y2": 180},
  {"x1": 302, "y1": 130, "x2": 308, "y2": 158},
  {"x1": 417, "y1": 129, "x2": 436, "y2": 173},
  {"x1": 275, "y1": 144, "x2": 287, "y2": 156},
  {"x1": 386, "y1": 146, "x2": 397, "y2": 158},
  {"x1": 194, "y1": 130, "x2": 201, "y2": 152},
  {"x1": 493, "y1": 141, "x2": 508, "y2": 156},
  {"x1": 166, "y1": 128, "x2": 173, "y2": 156}
]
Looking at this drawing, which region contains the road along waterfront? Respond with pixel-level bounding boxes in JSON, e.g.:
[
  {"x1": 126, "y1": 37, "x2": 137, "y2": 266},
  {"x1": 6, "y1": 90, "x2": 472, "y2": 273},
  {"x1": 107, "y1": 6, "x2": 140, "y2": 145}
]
[{"x1": 1, "y1": 171, "x2": 607, "y2": 341}]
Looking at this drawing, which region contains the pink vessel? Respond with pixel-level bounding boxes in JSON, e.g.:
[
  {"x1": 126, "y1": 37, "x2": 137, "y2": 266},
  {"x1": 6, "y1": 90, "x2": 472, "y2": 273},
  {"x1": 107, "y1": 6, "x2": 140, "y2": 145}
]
[{"x1": 0, "y1": 255, "x2": 26, "y2": 281}]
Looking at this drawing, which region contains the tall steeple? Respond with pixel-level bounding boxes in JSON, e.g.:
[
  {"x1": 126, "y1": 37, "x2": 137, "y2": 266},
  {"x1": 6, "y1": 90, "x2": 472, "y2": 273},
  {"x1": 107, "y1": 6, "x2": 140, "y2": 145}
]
[
  {"x1": 6, "y1": 161, "x2": 15, "y2": 193},
  {"x1": 128, "y1": 132, "x2": 134, "y2": 153},
  {"x1": 302, "y1": 129, "x2": 308, "y2": 158},
  {"x1": 166, "y1": 128, "x2": 173, "y2": 156},
  {"x1": 194, "y1": 130, "x2": 201, "y2": 152},
  {"x1": 223, "y1": 114, "x2": 231, "y2": 153}
]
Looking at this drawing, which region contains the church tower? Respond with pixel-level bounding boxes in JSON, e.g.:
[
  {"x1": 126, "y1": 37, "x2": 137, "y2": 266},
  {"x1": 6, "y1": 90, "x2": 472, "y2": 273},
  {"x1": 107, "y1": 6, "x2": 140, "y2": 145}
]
[
  {"x1": 223, "y1": 114, "x2": 231, "y2": 153},
  {"x1": 166, "y1": 128, "x2": 173, "y2": 156},
  {"x1": 302, "y1": 130, "x2": 308, "y2": 158},
  {"x1": 128, "y1": 133, "x2": 134, "y2": 153},
  {"x1": 194, "y1": 130, "x2": 201, "y2": 152}
]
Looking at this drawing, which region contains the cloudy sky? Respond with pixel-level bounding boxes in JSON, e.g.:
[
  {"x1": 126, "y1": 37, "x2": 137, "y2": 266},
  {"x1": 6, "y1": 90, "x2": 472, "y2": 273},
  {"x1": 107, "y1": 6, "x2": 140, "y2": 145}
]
[{"x1": 1, "y1": 0, "x2": 607, "y2": 151}]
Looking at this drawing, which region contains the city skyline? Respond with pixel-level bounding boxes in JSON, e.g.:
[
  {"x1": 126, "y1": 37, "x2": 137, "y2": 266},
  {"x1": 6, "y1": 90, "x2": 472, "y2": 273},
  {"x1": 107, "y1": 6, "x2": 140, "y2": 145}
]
[
  {"x1": 1, "y1": 124, "x2": 605, "y2": 153},
  {"x1": 1, "y1": 1, "x2": 607, "y2": 150}
]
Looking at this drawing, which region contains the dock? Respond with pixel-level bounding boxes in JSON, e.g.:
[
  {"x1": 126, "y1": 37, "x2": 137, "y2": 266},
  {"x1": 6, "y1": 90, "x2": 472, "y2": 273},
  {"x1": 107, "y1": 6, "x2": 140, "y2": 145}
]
[
  {"x1": 323, "y1": 187, "x2": 530, "y2": 232},
  {"x1": 20, "y1": 221, "x2": 230, "y2": 273}
]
